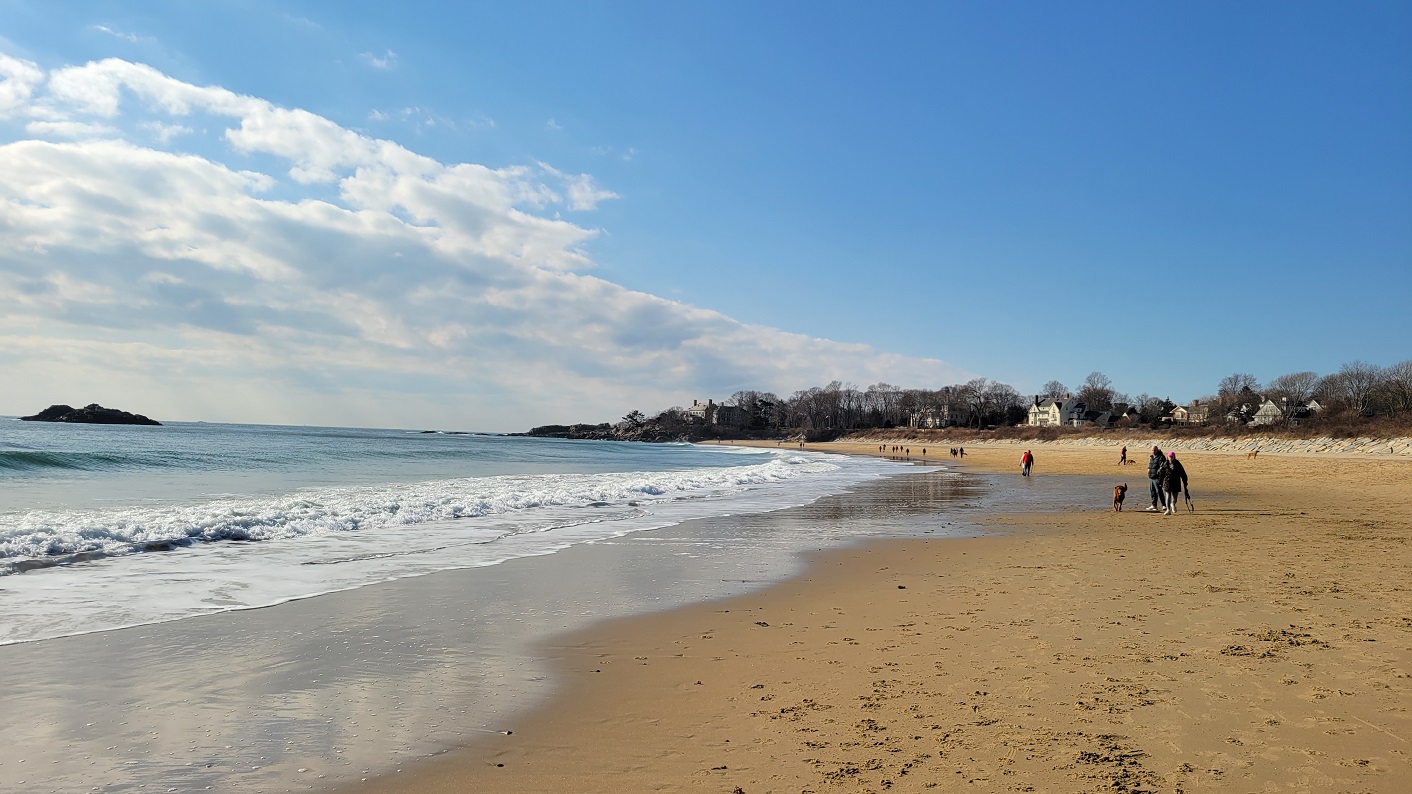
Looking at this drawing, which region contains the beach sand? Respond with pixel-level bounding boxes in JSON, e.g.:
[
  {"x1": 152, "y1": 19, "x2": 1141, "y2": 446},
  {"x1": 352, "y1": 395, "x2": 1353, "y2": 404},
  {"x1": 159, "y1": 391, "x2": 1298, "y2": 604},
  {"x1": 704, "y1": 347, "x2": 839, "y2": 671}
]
[{"x1": 344, "y1": 442, "x2": 1410, "y2": 793}]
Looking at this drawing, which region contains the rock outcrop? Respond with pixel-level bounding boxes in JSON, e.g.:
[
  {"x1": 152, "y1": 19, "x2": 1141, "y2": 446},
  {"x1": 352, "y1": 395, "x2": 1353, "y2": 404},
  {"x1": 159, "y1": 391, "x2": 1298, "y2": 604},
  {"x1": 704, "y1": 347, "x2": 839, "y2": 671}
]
[
  {"x1": 515, "y1": 422, "x2": 707, "y2": 443},
  {"x1": 20, "y1": 404, "x2": 162, "y2": 426}
]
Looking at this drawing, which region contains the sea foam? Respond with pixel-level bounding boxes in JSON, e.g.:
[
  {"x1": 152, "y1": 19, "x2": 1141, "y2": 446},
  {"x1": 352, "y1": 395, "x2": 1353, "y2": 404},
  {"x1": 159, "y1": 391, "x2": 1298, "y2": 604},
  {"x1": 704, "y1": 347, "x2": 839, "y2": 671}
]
[{"x1": 0, "y1": 448, "x2": 907, "y2": 644}]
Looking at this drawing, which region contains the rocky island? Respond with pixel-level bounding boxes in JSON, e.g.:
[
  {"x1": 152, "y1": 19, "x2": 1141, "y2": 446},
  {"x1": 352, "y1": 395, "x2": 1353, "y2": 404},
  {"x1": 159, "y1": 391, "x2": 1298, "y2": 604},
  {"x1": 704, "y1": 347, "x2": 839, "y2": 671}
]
[{"x1": 20, "y1": 404, "x2": 162, "y2": 426}]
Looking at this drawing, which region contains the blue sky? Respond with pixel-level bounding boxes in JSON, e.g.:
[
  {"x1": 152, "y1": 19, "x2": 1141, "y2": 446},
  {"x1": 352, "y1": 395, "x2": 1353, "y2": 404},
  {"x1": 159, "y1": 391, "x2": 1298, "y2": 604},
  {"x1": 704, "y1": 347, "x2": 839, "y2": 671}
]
[{"x1": 1, "y1": 2, "x2": 1408, "y2": 430}]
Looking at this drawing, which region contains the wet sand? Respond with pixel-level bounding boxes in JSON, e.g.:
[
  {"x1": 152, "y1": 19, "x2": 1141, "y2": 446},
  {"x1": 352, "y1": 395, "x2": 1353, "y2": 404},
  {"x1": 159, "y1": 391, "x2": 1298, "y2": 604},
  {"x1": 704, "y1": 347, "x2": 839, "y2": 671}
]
[
  {"x1": 1, "y1": 461, "x2": 997, "y2": 793},
  {"x1": 344, "y1": 442, "x2": 1411, "y2": 792}
]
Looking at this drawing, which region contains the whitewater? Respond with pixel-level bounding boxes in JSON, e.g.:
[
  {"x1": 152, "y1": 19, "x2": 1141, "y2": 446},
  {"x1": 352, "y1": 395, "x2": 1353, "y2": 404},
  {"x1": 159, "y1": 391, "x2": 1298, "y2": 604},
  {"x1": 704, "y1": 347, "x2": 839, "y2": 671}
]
[{"x1": 0, "y1": 419, "x2": 909, "y2": 645}]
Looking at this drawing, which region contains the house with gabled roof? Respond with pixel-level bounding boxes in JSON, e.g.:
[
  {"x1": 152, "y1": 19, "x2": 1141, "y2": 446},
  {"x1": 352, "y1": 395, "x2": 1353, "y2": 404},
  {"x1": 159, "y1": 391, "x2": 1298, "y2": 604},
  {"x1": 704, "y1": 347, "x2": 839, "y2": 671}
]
[
  {"x1": 1072, "y1": 408, "x2": 1112, "y2": 428},
  {"x1": 1169, "y1": 399, "x2": 1210, "y2": 425},
  {"x1": 1250, "y1": 397, "x2": 1323, "y2": 426},
  {"x1": 1027, "y1": 394, "x2": 1086, "y2": 427}
]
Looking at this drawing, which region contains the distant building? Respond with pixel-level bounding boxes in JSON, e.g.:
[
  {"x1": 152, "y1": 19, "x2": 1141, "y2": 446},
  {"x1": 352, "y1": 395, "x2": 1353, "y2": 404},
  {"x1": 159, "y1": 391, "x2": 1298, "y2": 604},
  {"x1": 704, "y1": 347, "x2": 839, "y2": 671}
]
[
  {"x1": 1072, "y1": 409, "x2": 1112, "y2": 429},
  {"x1": 1169, "y1": 399, "x2": 1211, "y2": 425},
  {"x1": 1110, "y1": 405, "x2": 1141, "y2": 426},
  {"x1": 686, "y1": 399, "x2": 743, "y2": 427},
  {"x1": 1250, "y1": 397, "x2": 1323, "y2": 426},
  {"x1": 714, "y1": 404, "x2": 744, "y2": 427},
  {"x1": 1028, "y1": 394, "x2": 1085, "y2": 427},
  {"x1": 1225, "y1": 403, "x2": 1254, "y2": 424},
  {"x1": 908, "y1": 405, "x2": 962, "y2": 428},
  {"x1": 1249, "y1": 399, "x2": 1283, "y2": 426},
  {"x1": 686, "y1": 399, "x2": 717, "y2": 423}
]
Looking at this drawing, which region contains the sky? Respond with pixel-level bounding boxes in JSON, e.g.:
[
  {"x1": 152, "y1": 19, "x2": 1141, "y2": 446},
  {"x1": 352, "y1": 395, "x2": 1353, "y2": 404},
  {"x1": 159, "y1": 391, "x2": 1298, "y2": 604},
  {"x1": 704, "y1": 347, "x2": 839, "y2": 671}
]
[{"x1": 1, "y1": 2, "x2": 1408, "y2": 431}]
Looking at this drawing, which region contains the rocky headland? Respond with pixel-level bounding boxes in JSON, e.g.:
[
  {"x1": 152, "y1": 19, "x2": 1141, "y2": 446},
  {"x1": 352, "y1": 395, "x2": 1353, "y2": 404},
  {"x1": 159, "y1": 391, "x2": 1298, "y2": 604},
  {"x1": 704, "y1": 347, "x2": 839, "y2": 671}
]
[
  {"x1": 515, "y1": 422, "x2": 694, "y2": 442},
  {"x1": 20, "y1": 404, "x2": 162, "y2": 426}
]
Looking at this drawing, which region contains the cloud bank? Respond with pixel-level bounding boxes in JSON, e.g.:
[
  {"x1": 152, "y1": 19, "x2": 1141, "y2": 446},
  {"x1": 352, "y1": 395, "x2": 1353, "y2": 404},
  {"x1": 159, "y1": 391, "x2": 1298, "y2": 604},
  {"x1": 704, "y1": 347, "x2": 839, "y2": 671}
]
[{"x1": 0, "y1": 53, "x2": 968, "y2": 429}]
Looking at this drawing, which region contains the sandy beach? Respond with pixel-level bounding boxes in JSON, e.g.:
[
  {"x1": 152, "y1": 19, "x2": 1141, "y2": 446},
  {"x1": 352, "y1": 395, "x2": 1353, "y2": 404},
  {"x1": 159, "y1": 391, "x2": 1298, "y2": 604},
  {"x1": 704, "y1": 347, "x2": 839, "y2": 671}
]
[{"x1": 345, "y1": 441, "x2": 1411, "y2": 793}]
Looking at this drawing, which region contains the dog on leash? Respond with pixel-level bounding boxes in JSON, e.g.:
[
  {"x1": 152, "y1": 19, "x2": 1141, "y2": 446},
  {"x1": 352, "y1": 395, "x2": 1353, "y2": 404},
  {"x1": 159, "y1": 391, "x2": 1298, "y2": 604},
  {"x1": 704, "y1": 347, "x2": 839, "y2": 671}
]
[
  {"x1": 1247, "y1": 450, "x2": 1259, "y2": 459},
  {"x1": 1112, "y1": 483, "x2": 1128, "y2": 511}
]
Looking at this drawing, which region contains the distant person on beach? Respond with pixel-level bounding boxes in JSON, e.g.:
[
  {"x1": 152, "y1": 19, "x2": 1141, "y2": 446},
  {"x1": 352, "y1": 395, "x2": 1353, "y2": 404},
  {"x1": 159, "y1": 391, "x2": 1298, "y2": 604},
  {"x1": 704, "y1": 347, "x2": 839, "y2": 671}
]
[
  {"x1": 1146, "y1": 446, "x2": 1167, "y2": 511},
  {"x1": 960, "y1": 447, "x2": 965, "y2": 458},
  {"x1": 1120, "y1": 446, "x2": 1128, "y2": 465},
  {"x1": 1162, "y1": 452, "x2": 1189, "y2": 515},
  {"x1": 1021, "y1": 450, "x2": 1034, "y2": 476}
]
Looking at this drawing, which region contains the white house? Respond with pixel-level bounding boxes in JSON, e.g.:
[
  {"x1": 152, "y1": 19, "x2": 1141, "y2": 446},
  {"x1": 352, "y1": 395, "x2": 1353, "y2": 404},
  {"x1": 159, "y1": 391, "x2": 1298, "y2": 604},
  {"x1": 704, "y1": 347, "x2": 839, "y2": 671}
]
[
  {"x1": 1250, "y1": 397, "x2": 1323, "y2": 426},
  {"x1": 1027, "y1": 395, "x2": 1086, "y2": 427},
  {"x1": 686, "y1": 399, "x2": 743, "y2": 426},
  {"x1": 686, "y1": 399, "x2": 718, "y2": 423}
]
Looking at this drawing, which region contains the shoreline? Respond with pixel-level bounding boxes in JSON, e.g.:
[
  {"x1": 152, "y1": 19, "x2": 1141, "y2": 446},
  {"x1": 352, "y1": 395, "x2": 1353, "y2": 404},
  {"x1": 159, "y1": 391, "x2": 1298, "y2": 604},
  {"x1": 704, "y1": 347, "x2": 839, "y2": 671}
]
[
  {"x1": 341, "y1": 443, "x2": 1411, "y2": 792},
  {"x1": 0, "y1": 458, "x2": 991, "y2": 793}
]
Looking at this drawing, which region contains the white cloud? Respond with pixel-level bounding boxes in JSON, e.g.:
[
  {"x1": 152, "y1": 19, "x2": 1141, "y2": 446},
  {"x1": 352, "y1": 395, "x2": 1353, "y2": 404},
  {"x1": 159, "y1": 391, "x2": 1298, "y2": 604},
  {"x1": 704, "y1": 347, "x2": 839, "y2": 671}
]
[
  {"x1": 360, "y1": 49, "x2": 398, "y2": 70},
  {"x1": 0, "y1": 53, "x2": 44, "y2": 117},
  {"x1": 538, "y1": 163, "x2": 619, "y2": 211},
  {"x1": 139, "y1": 120, "x2": 192, "y2": 143},
  {"x1": 92, "y1": 24, "x2": 153, "y2": 45},
  {"x1": 24, "y1": 119, "x2": 120, "y2": 139},
  {"x1": 0, "y1": 52, "x2": 968, "y2": 429}
]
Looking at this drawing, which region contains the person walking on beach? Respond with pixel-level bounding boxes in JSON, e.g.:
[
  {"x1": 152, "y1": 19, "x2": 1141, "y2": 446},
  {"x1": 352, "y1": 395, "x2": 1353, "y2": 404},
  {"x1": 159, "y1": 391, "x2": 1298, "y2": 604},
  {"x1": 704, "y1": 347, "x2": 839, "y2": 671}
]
[
  {"x1": 1119, "y1": 446, "x2": 1128, "y2": 465},
  {"x1": 1146, "y1": 446, "x2": 1167, "y2": 511},
  {"x1": 1021, "y1": 449, "x2": 1034, "y2": 476},
  {"x1": 1162, "y1": 451, "x2": 1189, "y2": 515}
]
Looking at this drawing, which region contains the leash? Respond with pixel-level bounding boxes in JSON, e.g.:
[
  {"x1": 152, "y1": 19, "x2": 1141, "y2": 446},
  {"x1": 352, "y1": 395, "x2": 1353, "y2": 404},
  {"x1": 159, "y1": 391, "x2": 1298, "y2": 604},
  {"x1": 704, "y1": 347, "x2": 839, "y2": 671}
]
[{"x1": 1185, "y1": 489, "x2": 1194, "y2": 513}]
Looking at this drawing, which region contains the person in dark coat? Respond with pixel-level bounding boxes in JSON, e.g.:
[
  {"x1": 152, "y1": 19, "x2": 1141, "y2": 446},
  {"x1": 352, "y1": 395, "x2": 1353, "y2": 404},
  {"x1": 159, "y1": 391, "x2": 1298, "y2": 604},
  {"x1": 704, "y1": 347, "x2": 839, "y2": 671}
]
[
  {"x1": 1162, "y1": 451, "x2": 1189, "y2": 515},
  {"x1": 1146, "y1": 445, "x2": 1167, "y2": 511}
]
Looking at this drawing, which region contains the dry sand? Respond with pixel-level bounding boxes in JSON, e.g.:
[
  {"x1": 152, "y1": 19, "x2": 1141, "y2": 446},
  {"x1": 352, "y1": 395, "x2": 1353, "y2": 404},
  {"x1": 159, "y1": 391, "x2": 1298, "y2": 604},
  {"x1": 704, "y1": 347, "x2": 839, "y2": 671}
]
[{"x1": 345, "y1": 443, "x2": 1410, "y2": 793}]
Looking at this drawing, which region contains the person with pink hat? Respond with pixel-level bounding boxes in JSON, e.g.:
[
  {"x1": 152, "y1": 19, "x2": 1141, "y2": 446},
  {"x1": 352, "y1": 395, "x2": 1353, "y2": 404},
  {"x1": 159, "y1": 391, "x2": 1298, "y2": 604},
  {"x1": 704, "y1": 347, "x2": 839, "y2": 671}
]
[{"x1": 1161, "y1": 451, "x2": 1189, "y2": 515}]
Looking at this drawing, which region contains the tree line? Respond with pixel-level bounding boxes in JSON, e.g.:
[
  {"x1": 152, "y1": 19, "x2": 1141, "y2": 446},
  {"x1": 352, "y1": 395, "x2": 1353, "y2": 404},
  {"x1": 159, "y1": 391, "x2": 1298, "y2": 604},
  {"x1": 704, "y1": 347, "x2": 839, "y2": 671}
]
[{"x1": 620, "y1": 359, "x2": 1412, "y2": 439}]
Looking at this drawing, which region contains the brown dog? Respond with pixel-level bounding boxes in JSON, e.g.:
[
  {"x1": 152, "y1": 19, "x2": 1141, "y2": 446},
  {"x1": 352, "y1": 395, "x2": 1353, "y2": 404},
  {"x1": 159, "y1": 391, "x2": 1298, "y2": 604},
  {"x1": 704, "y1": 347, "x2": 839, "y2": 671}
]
[
  {"x1": 1112, "y1": 483, "x2": 1128, "y2": 511},
  {"x1": 1247, "y1": 450, "x2": 1259, "y2": 459}
]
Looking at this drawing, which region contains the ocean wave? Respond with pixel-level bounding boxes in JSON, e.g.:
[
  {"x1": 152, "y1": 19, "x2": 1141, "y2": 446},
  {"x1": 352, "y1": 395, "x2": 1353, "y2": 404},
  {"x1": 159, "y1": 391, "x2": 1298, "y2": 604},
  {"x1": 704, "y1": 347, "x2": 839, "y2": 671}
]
[
  {"x1": 0, "y1": 457, "x2": 840, "y2": 572},
  {"x1": 0, "y1": 449, "x2": 143, "y2": 472}
]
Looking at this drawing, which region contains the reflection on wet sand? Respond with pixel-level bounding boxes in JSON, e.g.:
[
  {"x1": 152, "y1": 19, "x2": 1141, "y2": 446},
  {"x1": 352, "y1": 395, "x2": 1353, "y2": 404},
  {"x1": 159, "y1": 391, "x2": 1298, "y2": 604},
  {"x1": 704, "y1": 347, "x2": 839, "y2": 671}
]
[{"x1": 0, "y1": 467, "x2": 1067, "y2": 793}]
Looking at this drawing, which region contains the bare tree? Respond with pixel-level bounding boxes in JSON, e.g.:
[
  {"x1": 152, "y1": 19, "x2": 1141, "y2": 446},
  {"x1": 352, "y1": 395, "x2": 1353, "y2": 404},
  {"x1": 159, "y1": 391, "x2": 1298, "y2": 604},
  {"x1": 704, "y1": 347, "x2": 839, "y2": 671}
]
[
  {"x1": 1133, "y1": 393, "x2": 1166, "y2": 424},
  {"x1": 865, "y1": 383, "x2": 903, "y2": 427},
  {"x1": 1218, "y1": 372, "x2": 1261, "y2": 399},
  {"x1": 957, "y1": 378, "x2": 991, "y2": 428},
  {"x1": 1076, "y1": 371, "x2": 1116, "y2": 412},
  {"x1": 1320, "y1": 361, "x2": 1385, "y2": 415},
  {"x1": 1378, "y1": 360, "x2": 1412, "y2": 415},
  {"x1": 1265, "y1": 371, "x2": 1320, "y2": 406},
  {"x1": 1040, "y1": 380, "x2": 1067, "y2": 399},
  {"x1": 986, "y1": 382, "x2": 1025, "y2": 425}
]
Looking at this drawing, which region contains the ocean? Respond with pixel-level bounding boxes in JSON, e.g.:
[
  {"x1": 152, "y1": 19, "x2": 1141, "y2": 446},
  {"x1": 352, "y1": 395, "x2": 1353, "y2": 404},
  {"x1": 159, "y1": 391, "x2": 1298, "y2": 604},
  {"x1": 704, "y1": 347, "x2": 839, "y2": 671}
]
[
  {"x1": 2, "y1": 419, "x2": 1022, "y2": 792},
  {"x1": 0, "y1": 420, "x2": 916, "y2": 646}
]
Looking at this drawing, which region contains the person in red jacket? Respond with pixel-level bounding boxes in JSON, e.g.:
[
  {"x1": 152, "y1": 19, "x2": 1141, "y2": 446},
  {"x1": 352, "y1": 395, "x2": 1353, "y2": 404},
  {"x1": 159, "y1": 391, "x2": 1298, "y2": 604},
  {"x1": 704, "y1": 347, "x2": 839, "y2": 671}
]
[{"x1": 1021, "y1": 449, "x2": 1034, "y2": 476}]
